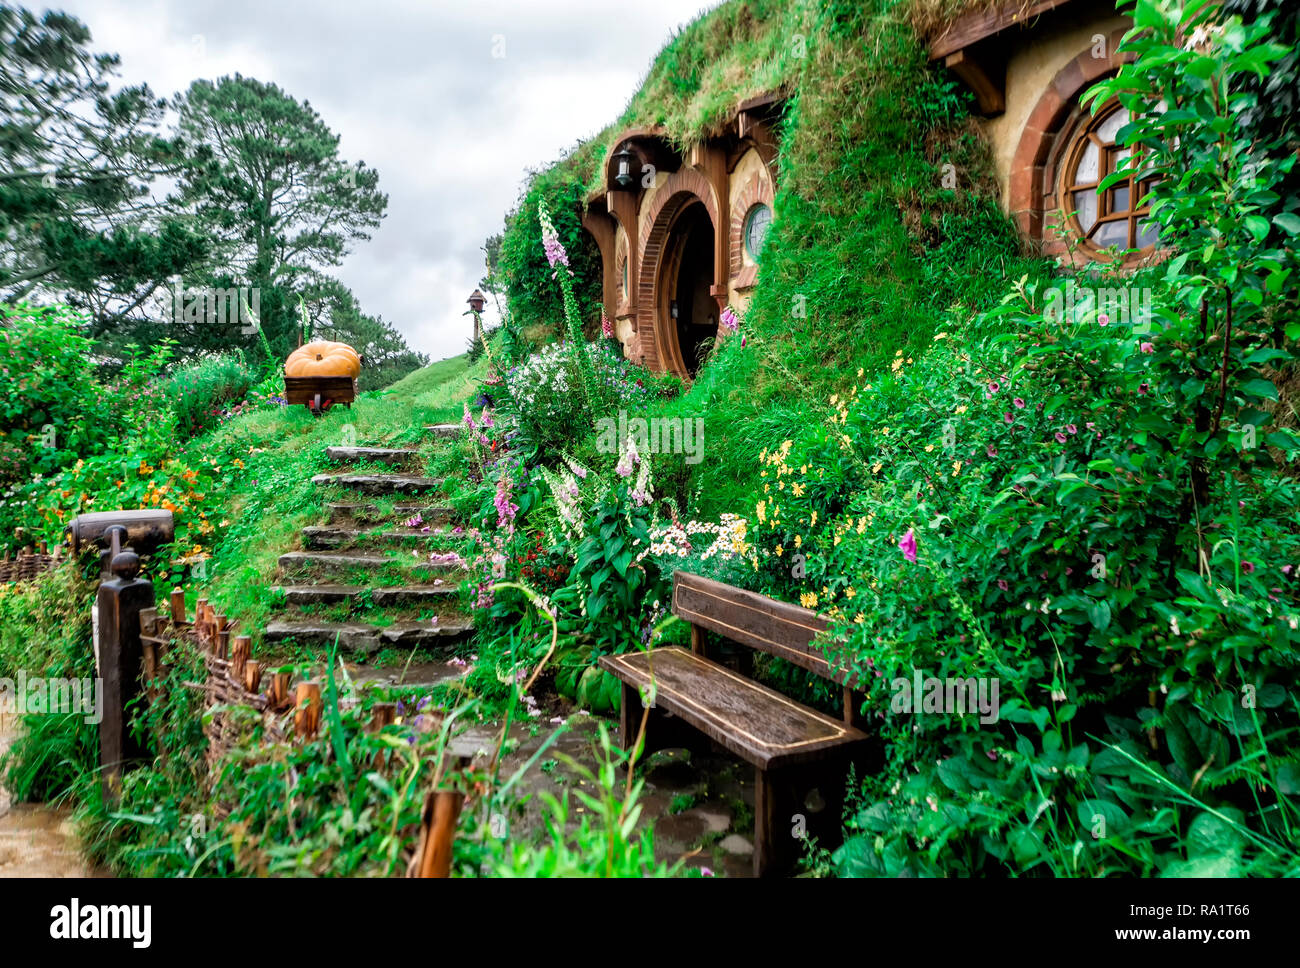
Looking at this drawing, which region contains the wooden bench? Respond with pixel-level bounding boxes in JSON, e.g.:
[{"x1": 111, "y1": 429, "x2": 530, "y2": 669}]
[{"x1": 599, "y1": 571, "x2": 871, "y2": 877}]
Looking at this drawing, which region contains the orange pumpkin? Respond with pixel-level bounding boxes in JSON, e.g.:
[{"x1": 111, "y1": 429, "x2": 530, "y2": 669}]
[{"x1": 285, "y1": 340, "x2": 361, "y2": 378}]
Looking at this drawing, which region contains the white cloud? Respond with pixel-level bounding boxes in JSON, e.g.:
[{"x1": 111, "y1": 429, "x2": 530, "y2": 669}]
[{"x1": 50, "y1": 0, "x2": 720, "y2": 360}]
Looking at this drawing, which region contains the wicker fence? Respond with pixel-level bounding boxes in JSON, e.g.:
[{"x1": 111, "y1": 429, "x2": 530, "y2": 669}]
[
  {"x1": 0, "y1": 543, "x2": 60, "y2": 584},
  {"x1": 137, "y1": 587, "x2": 466, "y2": 877}
]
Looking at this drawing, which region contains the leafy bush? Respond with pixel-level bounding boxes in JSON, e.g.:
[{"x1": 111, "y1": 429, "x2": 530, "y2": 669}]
[
  {"x1": 0, "y1": 304, "x2": 114, "y2": 488},
  {"x1": 161, "y1": 353, "x2": 260, "y2": 437}
]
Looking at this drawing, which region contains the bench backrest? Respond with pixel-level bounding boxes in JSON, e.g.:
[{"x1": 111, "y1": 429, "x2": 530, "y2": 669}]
[{"x1": 671, "y1": 571, "x2": 850, "y2": 685}]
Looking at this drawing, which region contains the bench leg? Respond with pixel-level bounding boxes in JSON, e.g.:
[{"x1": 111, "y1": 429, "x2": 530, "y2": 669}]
[
  {"x1": 618, "y1": 680, "x2": 642, "y2": 759},
  {"x1": 754, "y1": 758, "x2": 856, "y2": 877},
  {"x1": 753, "y1": 766, "x2": 799, "y2": 877}
]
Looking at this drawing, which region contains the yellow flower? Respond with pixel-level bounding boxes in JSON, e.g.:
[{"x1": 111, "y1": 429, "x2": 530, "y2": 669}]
[
  {"x1": 794, "y1": 534, "x2": 802, "y2": 548},
  {"x1": 756, "y1": 501, "x2": 766, "y2": 524},
  {"x1": 934, "y1": 332, "x2": 948, "y2": 340},
  {"x1": 854, "y1": 613, "x2": 865, "y2": 624},
  {"x1": 857, "y1": 516, "x2": 867, "y2": 534},
  {"x1": 857, "y1": 367, "x2": 864, "y2": 378},
  {"x1": 891, "y1": 358, "x2": 904, "y2": 372},
  {"x1": 845, "y1": 587, "x2": 856, "y2": 599},
  {"x1": 830, "y1": 394, "x2": 839, "y2": 405},
  {"x1": 924, "y1": 444, "x2": 934, "y2": 453},
  {"x1": 810, "y1": 511, "x2": 818, "y2": 526},
  {"x1": 800, "y1": 592, "x2": 818, "y2": 608},
  {"x1": 834, "y1": 532, "x2": 842, "y2": 546},
  {"x1": 792, "y1": 483, "x2": 805, "y2": 496},
  {"x1": 801, "y1": 464, "x2": 807, "y2": 474},
  {"x1": 952, "y1": 461, "x2": 963, "y2": 477},
  {"x1": 955, "y1": 405, "x2": 968, "y2": 414},
  {"x1": 775, "y1": 545, "x2": 783, "y2": 557},
  {"x1": 881, "y1": 427, "x2": 889, "y2": 435},
  {"x1": 871, "y1": 462, "x2": 883, "y2": 474}
]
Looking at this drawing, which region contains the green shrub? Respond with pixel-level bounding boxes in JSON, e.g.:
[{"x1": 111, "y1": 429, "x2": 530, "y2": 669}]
[{"x1": 162, "y1": 354, "x2": 260, "y2": 437}]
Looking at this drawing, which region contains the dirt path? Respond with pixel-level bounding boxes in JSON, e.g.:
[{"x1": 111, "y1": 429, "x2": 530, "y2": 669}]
[{"x1": 0, "y1": 697, "x2": 105, "y2": 878}]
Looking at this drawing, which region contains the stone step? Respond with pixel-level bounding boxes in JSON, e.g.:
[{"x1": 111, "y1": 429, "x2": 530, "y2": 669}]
[
  {"x1": 311, "y1": 473, "x2": 443, "y2": 495},
  {"x1": 301, "y1": 526, "x2": 451, "y2": 550},
  {"x1": 424, "y1": 424, "x2": 460, "y2": 439},
  {"x1": 277, "y1": 550, "x2": 463, "y2": 574},
  {"x1": 324, "y1": 446, "x2": 420, "y2": 467},
  {"x1": 273, "y1": 584, "x2": 459, "y2": 607},
  {"x1": 327, "y1": 503, "x2": 456, "y2": 525},
  {"x1": 263, "y1": 618, "x2": 473, "y2": 655}
]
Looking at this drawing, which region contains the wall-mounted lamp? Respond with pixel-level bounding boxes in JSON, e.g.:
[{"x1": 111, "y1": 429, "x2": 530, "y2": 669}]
[{"x1": 613, "y1": 144, "x2": 636, "y2": 188}]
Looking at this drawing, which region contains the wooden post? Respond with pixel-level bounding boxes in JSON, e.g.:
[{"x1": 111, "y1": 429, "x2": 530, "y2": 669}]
[
  {"x1": 244, "y1": 661, "x2": 262, "y2": 695},
  {"x1": 96, "y1": 550, "x2": 155, "y2": 805},
  {"x1": 270, "y1": 672, "x2": 290, "y2": 709},
  {"x1": 294, "y1": 681, "x2": 322, "y2": 739},
  {"x1": 416, "y1": 790, "x2": 464, "y2": 877},
  {"x1": 170, "y1": 587, "x2": 185, "y2": 624},
  {"x1": 216, "y1": 628, "x2": 230, "y2": 660},
  {"x1": 231, "y1": 635, "x2": 251, "y2": 679},
  {"x1": 370, "y1": 702, "x2": 397, "y2": 731}
]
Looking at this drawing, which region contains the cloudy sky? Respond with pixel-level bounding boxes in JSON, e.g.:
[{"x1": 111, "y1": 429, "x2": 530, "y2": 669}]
[{"x1": 54, "y1": 0, "x2": 720, "y2": 360}]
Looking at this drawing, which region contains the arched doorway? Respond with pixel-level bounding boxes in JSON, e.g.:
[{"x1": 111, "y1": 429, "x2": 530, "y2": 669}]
[{"x1": 657, "y1": 200, "x2": 716, "y2": 378}]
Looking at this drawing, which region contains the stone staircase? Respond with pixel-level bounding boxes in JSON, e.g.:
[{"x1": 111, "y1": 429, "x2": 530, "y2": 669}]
[{"x1": 263, "y1": 426, "x2": 473, "y2": 666}]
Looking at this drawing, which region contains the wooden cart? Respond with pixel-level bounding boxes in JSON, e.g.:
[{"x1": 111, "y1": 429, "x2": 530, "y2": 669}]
[{"x1": 284, "y1": 375, "x2": 357, "y2": 416}]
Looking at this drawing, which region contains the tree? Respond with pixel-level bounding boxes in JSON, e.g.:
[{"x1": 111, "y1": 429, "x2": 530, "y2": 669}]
[
  {"x1": 0, "y1": 7, "x2": 209, "y2": 329},
  {"x1": 173, "y1": 75, "x2": 388, "y2": 358}
]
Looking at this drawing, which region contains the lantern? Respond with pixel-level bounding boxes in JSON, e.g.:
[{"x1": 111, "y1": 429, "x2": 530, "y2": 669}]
[{"x1": 613, "y1": 144, "x2": 635, "y2": 188}]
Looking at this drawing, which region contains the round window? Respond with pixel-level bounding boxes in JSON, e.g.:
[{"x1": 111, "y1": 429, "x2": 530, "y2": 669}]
[
  {"x1": 744, "y1": 203, "x2": 772, "y2": 261},
  {"x1": 1058, "y1": 102, "x2": 1159, "y2": 254}
]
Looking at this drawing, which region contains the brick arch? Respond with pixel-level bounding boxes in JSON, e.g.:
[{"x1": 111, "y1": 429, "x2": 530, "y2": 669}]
[
  {"x1": 635, "y1": 167, "x2": 720, "y2": 375},
  {"x1": 1008, "y1": 28, "x2": 1133, "y2": 247}
]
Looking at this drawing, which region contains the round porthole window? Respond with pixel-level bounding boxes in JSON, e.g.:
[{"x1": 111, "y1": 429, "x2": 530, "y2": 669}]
[
  {"x1": 744, "y1": 203, "x2": 772, "y2": 261},
  {"x1": 1058, "y1": 101, "x2": 1159, "y2": 255}
]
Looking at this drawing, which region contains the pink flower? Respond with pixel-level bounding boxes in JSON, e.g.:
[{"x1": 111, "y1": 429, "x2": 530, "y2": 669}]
[
  {"x1": 1138, "y1": 383, "x2": 1149, "y2": 395},
  {"x1": 1283, "y1": 565, "x2": 1293, "y2": 575},
  {"x1": 1066, "y1": 424, "x2": 1077, "y2": 435},
  {"x1": 601, "y1": 312, "x2": 614, "y2": 338},
  {"x1": 1140, "y1": 342, "x2": 1154, "y2": 354},
  {"x1": 1241, "y1": 561, "x2": 1256, "y2": 575},
  {"x1": 1054, "y1": 432, "x2": 1068, "y2": 443},
  {"x1": 898, "y1": 529, "x2": 918, "y2": 563},
  {"x1": 986, "y1": 444, "x2": 998, "y2": 457},
  {"x1": 988, "y1": 381, "x2": 1000, "y2": 394},
  {"x1": 1098, "y1": 313, "x2": 1110, "y2": 326},
  {"x1": 1004, "y1": 413, "x2": 1014, "y2": 423},
  {"x1": 997, "y1": 579, "x2": 1009, "y2": 591},
  {"x1": 720, "y1": 307, "x2": 739, "y2": 332},
  {"x1": 1013, "y1": 397, "x2": 1026, "y2": 409}
]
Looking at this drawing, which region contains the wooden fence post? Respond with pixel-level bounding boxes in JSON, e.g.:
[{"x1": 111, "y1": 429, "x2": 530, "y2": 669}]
[
  {"x1": 294, "y1": 681, "x2": 322, "y2": 739},
  {"x1": 95, "y1": 544, "x2": 155, "y2": 805}
]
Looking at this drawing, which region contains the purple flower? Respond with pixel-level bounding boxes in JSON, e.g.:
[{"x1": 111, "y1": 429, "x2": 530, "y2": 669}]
[
  {"x1": 1066, "y1": 424, "x2": 1077, "y2": 435},
  {"x1": 1054, "y1": 432, "x2": 1068, "y2": 443},
  {"x1": 463, "y1": 403, "x2": 476, "y2": 430},
  {"x1": 720, "y1": 306, "x2": 739, "y2": 332},
  {"x1": 1241, "y1": 561, "x2": 1256, "y2": 575},
  {"x1": 898, "y1": 529, "x2": 917, "y2": 563},
  {"x1": 997, "y1": 579, "x2": 1009, "y2": 591},
  {"x1": 1013, "y1": 397, "x2": 1026, "y2": 409},
  {"x1": 1004, "y1": 412, "x2": 1014, "y2": 424}
]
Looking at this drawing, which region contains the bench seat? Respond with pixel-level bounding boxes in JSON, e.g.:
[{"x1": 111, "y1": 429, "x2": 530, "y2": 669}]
[{"x1": 599, "y1": 646, "x2": 870, "y2": 770}]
